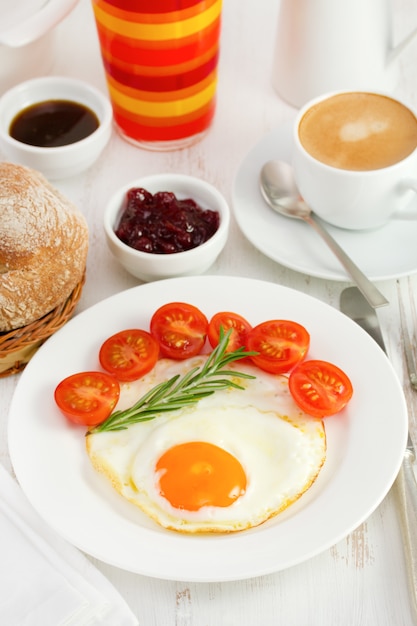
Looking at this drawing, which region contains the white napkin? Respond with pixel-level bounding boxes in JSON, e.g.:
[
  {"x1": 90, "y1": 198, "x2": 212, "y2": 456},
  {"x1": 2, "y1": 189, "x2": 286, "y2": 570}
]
[{"x1": 0, "y1": 463, "x2": 139, "y2": 626}]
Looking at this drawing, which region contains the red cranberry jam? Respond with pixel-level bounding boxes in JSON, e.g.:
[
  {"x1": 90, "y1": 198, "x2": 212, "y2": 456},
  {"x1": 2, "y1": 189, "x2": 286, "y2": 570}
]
[{"x1": 115, "y1": 188, "x2": 220, "y2": 254}]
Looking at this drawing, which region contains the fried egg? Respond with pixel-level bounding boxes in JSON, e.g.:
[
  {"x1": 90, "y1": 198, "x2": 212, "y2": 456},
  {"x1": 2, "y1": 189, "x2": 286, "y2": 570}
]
[{"x1": 86, "y1": 356, "x2": 326, "y2": 533}]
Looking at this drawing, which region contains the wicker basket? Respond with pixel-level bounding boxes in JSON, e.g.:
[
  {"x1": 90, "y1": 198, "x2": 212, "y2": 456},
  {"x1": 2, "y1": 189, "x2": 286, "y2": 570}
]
[{"x1": 0, "y1": 273, "x2": 86, "y2": 377}]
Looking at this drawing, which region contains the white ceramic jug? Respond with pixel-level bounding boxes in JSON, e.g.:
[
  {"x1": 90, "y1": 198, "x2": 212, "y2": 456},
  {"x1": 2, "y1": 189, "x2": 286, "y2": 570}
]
[{"x1": 272, "y1": 0, "x2": 417, "y2": 107}]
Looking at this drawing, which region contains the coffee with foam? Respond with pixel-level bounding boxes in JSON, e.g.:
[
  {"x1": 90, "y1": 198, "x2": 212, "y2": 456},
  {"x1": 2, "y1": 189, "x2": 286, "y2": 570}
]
[{"x1": 298, "y1": 92, "x2": 417, "y2": 171}]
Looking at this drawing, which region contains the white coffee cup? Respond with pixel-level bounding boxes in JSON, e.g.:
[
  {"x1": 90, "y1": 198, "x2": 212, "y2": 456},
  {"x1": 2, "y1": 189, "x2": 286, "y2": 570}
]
[{"x1": 292, "y1": 91, "x2": 417, "y2": 231}]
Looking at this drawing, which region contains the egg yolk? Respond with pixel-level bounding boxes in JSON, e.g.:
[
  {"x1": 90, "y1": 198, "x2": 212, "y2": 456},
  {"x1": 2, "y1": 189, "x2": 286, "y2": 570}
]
[{"x1": 156, "y1": 441, "x2": 247, "y2": 511}]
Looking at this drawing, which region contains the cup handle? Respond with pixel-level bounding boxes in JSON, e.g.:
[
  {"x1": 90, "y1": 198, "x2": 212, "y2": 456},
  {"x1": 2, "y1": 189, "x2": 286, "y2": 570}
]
[{"x1": 395, "y1": 179, "x2": 417, "y2": 219}]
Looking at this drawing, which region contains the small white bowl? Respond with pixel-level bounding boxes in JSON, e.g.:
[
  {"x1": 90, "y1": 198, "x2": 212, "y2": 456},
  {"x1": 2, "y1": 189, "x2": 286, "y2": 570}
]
[
  {"x1": 104, "y1": 174, "x2": 230, "y2": 282},
  {"x1": 0, "y1": 76, "x2": 112, "y2": 179}
]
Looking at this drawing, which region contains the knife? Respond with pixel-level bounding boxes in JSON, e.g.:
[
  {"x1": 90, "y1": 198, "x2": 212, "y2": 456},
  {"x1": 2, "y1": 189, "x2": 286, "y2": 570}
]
[{"x1": 340, "y1": 286, "x2": 417, "y2": 618}]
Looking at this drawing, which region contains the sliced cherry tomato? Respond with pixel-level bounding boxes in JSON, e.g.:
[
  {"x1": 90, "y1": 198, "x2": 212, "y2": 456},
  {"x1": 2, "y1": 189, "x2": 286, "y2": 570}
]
[
  {"x1": 54, "y1": 371, "x2": 120, "y2": 427},
  {"x1": 246, "y1": 319, "x2": 310, "y2": 374},
  {"x1": 208, "y1": 311, "x2": 252, "y2": 352},
  {"x1": 99, "y1": 328, "x2": 159, "y2": 382},
  {"x1": 289, "y1": 359, "x2": 353, "y2": 418},
  {"x1": 150, "y1": 302, "x2": 208, "y2": 360}
]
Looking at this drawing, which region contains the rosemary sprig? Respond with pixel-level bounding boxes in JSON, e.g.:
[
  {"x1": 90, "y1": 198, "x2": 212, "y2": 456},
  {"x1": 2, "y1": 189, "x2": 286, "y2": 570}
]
[{"x1": 88, "y1": 328, "x2": 258, "y2": 433}]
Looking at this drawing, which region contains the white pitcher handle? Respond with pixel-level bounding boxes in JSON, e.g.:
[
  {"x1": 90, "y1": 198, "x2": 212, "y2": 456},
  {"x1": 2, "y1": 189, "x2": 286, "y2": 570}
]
[{"x1": 389, "y1": 25, "x2": 417, "y2": 63}]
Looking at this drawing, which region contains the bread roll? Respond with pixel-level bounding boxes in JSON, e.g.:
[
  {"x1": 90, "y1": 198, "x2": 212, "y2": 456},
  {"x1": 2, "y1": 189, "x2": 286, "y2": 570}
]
[{"x1": 0, "y1": 162, "x2": 88, "y2": 332}]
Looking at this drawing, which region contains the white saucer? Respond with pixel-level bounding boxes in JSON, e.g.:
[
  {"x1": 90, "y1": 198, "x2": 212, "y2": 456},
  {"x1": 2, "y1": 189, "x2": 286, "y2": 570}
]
[{"x1": 232, "y1": 121, "x2": 417, "y2": 281}]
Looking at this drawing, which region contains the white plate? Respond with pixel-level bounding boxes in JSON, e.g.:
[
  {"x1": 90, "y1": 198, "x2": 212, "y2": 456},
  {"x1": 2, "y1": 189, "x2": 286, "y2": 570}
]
[
  {"x1": 8, "y1": 276, "x2": 407, "y2": 582},
  {"x1": 233, "y1": 121, "x2": 417, "y2": 281}
]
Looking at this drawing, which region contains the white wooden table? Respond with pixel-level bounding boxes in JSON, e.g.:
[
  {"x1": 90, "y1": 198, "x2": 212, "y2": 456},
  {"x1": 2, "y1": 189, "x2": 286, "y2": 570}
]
[{"x1": 2, "y1": 0, "x2": 417, "y2": 623}]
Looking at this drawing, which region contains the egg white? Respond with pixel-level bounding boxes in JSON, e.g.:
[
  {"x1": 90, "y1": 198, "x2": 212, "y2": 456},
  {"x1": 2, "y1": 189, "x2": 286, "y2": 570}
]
[{"x1": 86, "y1": 356, "x2": 326, "y2": 533}]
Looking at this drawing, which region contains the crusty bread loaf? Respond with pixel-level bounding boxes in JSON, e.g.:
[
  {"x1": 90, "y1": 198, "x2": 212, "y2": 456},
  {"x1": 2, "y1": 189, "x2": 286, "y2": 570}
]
[{"x1": 0, "y1": 162, "x2": 88, "y2": 331}]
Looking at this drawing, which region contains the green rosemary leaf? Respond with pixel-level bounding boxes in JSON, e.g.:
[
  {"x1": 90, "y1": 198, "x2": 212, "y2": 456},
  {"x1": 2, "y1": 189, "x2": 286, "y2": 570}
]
[{"x1": 88, "y1": 328, "x2": 258, "y2": 434}]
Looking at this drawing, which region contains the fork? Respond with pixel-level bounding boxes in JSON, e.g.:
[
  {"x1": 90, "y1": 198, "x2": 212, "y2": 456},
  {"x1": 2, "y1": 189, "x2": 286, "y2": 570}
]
[
  {"x1": 394, "y1": 284, "x2": 417, "y2": 618},
  {"x1": 398, "y1": 287, "x2": 417, "y2": 392},
  {"x1": 341, "y1": 286, "x2": 417, "y2": 620}
]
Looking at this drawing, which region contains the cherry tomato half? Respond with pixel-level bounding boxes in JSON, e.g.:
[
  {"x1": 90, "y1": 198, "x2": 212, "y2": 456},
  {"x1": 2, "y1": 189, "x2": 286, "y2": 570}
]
[
  {"x1": 150, "y1": 302, "x2": 208, "y2": 360},
  {"x1": 54, "y1": 371, "x2": 120, "y2": 427},
  {"x1": 246, "y1": 319, "x2": 310, "y2": 374},
  {"x1": 208, "y1": 311, "x2": 252, "y2": 352},
  {"x1": 289, "y1": 359, "x2": 353, "y2": 418},
  {"x1": 99, "y1": 328, "x2": 159, "y2": 382}
]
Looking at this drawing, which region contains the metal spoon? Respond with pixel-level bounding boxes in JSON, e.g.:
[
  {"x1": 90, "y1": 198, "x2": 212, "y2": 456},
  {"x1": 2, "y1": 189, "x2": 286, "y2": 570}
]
[{"x1": 259, "y1": 160, "x2": 388, "y2": 309}]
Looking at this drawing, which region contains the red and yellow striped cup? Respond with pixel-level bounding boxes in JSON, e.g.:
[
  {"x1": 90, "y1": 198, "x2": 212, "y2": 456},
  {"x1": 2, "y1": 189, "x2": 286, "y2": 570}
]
[{"x1": 92, "y1": 0, "x2": 222, "y2": 150}]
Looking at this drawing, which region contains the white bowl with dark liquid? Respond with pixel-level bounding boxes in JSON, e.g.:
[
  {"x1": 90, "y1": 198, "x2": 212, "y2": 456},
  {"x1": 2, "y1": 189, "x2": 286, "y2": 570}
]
[{"x1": 0, "y1": 76, "x2": 112, "y2": 179}]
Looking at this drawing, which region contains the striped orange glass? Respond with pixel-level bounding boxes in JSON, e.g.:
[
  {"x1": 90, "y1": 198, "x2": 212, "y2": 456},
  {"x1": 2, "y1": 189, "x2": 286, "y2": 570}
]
[{"x1": 91, "y1": 0, "x2": 222, "y2": 150}]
